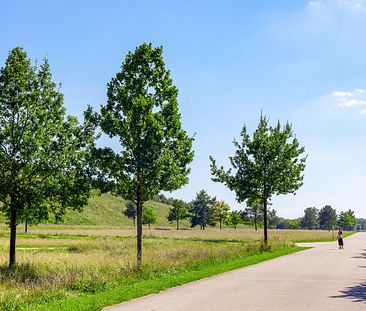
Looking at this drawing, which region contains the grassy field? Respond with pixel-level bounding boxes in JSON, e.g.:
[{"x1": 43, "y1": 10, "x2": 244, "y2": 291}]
[
  {"x1": 0, "y1": 194, "x2": 354, "y2": 310},
  {"x1": 0, "y1": 223, "x2": 352, "y2": 311}
]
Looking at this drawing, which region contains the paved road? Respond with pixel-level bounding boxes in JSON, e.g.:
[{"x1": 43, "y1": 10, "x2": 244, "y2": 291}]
[{"x1": 105, "y1": 233, "x2": 366, "y2": 311}]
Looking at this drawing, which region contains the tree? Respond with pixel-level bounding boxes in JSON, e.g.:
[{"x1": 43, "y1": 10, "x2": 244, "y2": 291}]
[
  {"x1": 142, "y1": 207, "x2": 157, "y2": 230},
  {"x1": 300, "y1": 207, "x2": 318, "y2": 230},
  {"x1": 210, "y1": 114, "x2": 306, "y2": 243},
  {"x1": 242, "y1": 198, "x2": 263, "y2": 231},
  {"x1": 91, "y1": 43, "x2": 194, "y2": 264},
  {"x1": 288, "y1": 219, "x2": 300, "y2": 229},
  {"x1": 0, "y1": 47, "x2": 95, "y2": 266},
  {"x1": 167, "y1": 199, "x2": 190, "y2": 230},
  {"x1": 319, "y1": 205, "x2": 337, "y2": 231},
  {"x1": 337, "y1": 209, "x2": 356, "y2": 230},
  {"x1": 124, "y1": 201, "x2": 136, "y2": 227},
  {"x1": 225, "y1": 211, "x2": 242, "y2": 230},
  {"x1": 268, "y1": 209, "x2": 280, "y2": 229},
  {"x1": 212, "y1": 200, "x2": 230, "y2": 230},
  {"x1": 189, "y1": 190, "x2": 216, "y2": 230}
]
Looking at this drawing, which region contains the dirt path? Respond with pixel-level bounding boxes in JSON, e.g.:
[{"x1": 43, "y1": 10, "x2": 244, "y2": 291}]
[{"x1": 105, "y1": 232, "x2": 366, "y2": 310}]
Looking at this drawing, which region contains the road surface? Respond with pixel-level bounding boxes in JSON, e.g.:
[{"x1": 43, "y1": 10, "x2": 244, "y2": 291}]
[{"x1": 105, "y1": 232, "x2": 366, "y2": 310}]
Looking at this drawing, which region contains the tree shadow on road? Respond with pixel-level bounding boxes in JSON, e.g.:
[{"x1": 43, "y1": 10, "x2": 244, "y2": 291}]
[
  {"x1": 351, "y1": 251, "x2": 366, "y2": 259},
  {"x1": 330, "y1": 282, "x2": 366, "y2": 303}
]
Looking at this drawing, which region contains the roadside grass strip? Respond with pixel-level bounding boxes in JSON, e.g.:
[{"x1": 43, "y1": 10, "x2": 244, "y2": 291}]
[{"x1": 27, "y1": 246, "x2": 306, "y2": 311}]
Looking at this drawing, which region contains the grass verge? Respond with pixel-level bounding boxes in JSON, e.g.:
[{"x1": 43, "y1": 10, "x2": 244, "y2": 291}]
[
  {"x1": 293, "y1": 231, "x2": 356, "y2": 243},
  {"x1": 28, "y1": 246, "x2": 306, "y2": 311}
]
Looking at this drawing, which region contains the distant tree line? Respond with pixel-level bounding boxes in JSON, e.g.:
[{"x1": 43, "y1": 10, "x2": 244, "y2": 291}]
[
  {"x1": 125, "y1": 196, "x2": 359, "y2": 232},
  {"x1": 275, "y1": 206, "x2": 356, "y2": 231}
]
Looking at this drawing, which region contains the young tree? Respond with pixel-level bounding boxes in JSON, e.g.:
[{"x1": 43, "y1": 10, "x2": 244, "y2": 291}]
[
  {"x1": 167, "y1": 199, "x2": 190, "y2": 230},
  {"x1": 91, "y1": 43, "x2": 194, "y2": 264},
  {"x1": 189, "y1": 190, "x2": 216, "y2": 230},
  {"x1": 268, "y1": 209, "x2": 280, "y2": 229},
  {"x1": 142, "y1": 207, "x2": 157, "y2": 230},
  {"x1": 124, "y1": 201, "x2": 136, "y2": 227},
  {"x1": 212, "y1": 200, "x2": 230, "y2": 230},
  {"x1": 0, "y1": 47, "x2": 95, "y2": 266},
  {"x1": 242, "y1": 198, "x2": 263, "y2": 231},
  {"x1": 210, "y1": 114, "x2": 306, "y2": 243},
  {"x1": 225, "y1": 211, "x2": 242, "y2": 230},
  {"x1": 300, "y1": 207, "x2": 319, "y2": 230},
  {"x1": 319, "y1": 205, "x2": 337, "y2": 231},
  {"x1": 337, "y1": 209, "x2": 356, "y2": 230}
]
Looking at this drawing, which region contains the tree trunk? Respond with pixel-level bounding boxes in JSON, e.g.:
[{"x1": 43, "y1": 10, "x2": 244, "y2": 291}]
[
  {"x1": 25, "y1": 218, "x2": 28, "y2": 234},
  {"x1": 254, "y1": 218, "x2": 257, "y2": 231},
  {"x1": 9, "y1": 203, "x2": 17, "y2": 267},
  {"x1": 263, "y1": 199, "x2": 268, "y2": 244},
  {"x1": 136, "y1": 186, "x2": 143, "y2": 266},
  {"x1": 176, "y1": 219, "x2": 179, "y2": 230},
  {"x1": 219, "y1": 220, "x2": 222, "y2": 230}
]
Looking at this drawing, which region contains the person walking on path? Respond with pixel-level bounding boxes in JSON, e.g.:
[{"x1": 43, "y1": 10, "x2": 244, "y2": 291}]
[{"x1": 337, "y1": 229, "x2": 344, "y2": 249}]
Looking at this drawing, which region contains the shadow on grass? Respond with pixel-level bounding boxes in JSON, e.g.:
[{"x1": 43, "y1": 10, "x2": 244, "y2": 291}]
[
  {"x1": 0, "y1": 263, "x2": 40, "y2": 283},
  {"x1": 330, "y1": 282, "x2": 366, "y2": 303}
]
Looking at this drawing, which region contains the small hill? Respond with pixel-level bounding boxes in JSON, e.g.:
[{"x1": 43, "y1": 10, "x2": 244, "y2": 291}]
[
  {"x1": 0, "y1": 193, "x2": 190, "y2": 228},
  {"x1": 63, "y1": 193, "x2": 185, "y2": 227}
]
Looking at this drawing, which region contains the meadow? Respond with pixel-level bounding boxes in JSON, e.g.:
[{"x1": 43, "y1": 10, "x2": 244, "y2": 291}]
[{"x1": 0, "y1": 224, "x2": 348, "y2": 311}]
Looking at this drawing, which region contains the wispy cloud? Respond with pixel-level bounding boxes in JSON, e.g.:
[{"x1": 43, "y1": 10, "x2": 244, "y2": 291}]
[{"x1": 332, "y1": 88, "x2": 366, "y2": 111}]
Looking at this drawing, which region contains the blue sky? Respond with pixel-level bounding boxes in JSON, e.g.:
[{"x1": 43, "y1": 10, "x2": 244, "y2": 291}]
[{"x1": 1, "y1": 0, "x2": 366, "y2": 218}]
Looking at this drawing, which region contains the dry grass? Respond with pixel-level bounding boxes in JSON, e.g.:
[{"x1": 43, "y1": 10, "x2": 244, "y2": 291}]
[
  {"x1": 0, "y1": 224, "x2": 341, "y2": 242},
  {"x1": 0, "y1": 224, "x2": 345, "y2": 309}
]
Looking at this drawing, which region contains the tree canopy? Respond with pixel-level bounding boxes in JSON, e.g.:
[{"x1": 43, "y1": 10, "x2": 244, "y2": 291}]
[
  {"x1": 90, "y1": 43, "x2": 194, "y2": 264},
  {"x1": 189, "y1": 190, "x2": 216, "y2": 230},
  {"x1": 167, "y1": 199, "x2": 190, "y2": 230},
  {"x1": 210, "y1": 114, "x2": 306, "y2": 242},
  {"x1": 0, "y1": 47, "x2": 95, "y2": 266},
  {"x1": 319, "y1": 205, "x2": 337, "y2": 231}
]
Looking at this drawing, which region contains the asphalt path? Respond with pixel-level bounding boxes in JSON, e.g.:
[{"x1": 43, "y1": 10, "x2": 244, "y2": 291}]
[{"x1": 105, "y1": 232, "x2": 366, "y2": 311}]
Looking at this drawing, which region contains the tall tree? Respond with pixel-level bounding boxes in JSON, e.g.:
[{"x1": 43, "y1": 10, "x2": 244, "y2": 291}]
[
  {"x1": 212, "y1": 200, "x2": 230, "y2": 230},
  {"x1": 300, "y1": 207, "x2": 319, "y2": 230},
  {"x1": 337, "y1": 209, "x2": 356, "y2": 230},
  {"x1": 91, "y1": 43, "x2": 194, "y2": 264},
  {"x1": 0, "y1": 47, "x2": 95, "y2": 266},
  {"x1": 189, "y1": 190, "x2": 216, "y2": 230},
  {"x1": 210, "y1": 114, "x2": 306, "y2": 243},
  {"x1": 319, "y1": 205, "x2": 337, "y2": 231},
  {"x1": 124, "y1": 201, "x2": 136, "y2": 227},
  {"x1": 142, "y1": 207, "x2": 157, "y2": 230},
  {"x1": 167, "y1": 199, "x2": 190, "y2": 230}
]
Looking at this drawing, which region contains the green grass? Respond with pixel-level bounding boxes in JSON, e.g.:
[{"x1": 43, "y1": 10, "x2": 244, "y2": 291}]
[
  {"x1": 293, "y1": 231, "x2": 356, "y2": 243},
  {"x1": 28, "y1": 246, "x2": 306, "y2": 311}
]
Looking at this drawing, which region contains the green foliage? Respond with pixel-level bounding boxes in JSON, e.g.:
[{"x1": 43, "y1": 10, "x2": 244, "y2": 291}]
[
  {"x1": 210, "y1": 114, "x2": 306, "y2": 241},
  {"x1": 241, "y1": 198, "x2": 263, "y2": 230},
  {"x1": 189, "y1": 190, "x2": 216, "y2": 230},
  {"x1": 212, "y1": 200, "x2": 230, "y2": 230},
  {"x1": 124, "y1": 201, "x2": 136, "y2": 227},
  {"x1": 89, "y1": 43, "x2": 194, "y2": 262},
  {"x1": 300, "y1": 207, "x2": 319, "y2": 230},
  {"x1": 225, "y1": 211, "x2": 242, "y2": 230},
  {"x1": 167, "y1": 199, "x2": 190, "y2": 230},
  {"x1": 268, "y1": 209, "x2": 280, "y2": 229},
  {"x1": 142, "y1": 207, "x2": 158, "y2": 229},
  {"x1": 318, "y1": 205, "x2": 337, "y2": 231},
  {"x1": 0, "y1": 47, "x2": 95, "y2": 265},
  {"x1": 337, "y1": 209, "x2": 356, "y2": 230}
]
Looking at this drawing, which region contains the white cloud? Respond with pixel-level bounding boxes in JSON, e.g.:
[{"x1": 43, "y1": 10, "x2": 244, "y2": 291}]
[
  {"x1": 338, "y1": 98, "x2": 366, "y2": 107},
  {"x1": 332, "y1": 88, "x2": 366, "y2": 111},
  {"x1": 332, "y1": 91, "x2": 352, "y2": 97}
]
